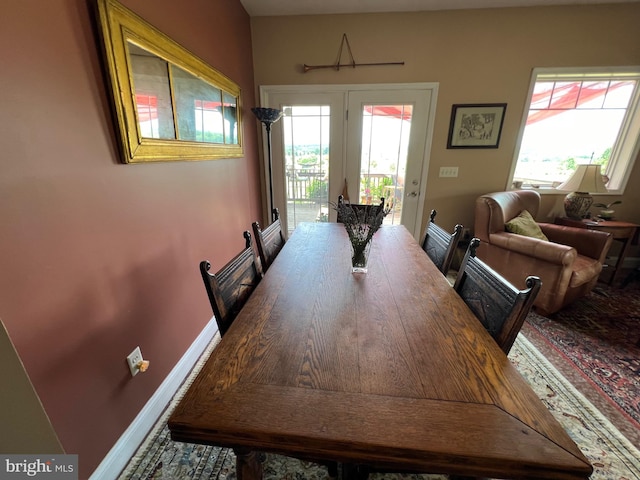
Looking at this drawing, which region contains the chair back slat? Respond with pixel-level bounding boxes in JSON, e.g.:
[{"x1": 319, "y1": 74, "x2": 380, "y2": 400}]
[
  {"x1": 454, "y1": 238, "x2": 541, "y2": 354},
  {"x1": 200, "y1": 231, "x2": 262, "y2": 336},
  {"x1": 421, "y1": 209, "x2": 463, "y2": 275},
  {"x1": 252, "y1": 208, "x2": 286, "y2": 272}
]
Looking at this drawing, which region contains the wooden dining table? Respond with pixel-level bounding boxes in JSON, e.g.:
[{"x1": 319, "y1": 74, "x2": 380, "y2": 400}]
[{"x1": 168, "y1": 222, "x2": 592, "y2": 480}]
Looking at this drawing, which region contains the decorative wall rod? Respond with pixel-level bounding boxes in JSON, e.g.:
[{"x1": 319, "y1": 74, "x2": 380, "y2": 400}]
[
  {"x1": 303, "y1": 33, "x2": 404, "y2": 73},
  {"x1": 304, "y1": 61, "x2": 405, "y2": 73}
]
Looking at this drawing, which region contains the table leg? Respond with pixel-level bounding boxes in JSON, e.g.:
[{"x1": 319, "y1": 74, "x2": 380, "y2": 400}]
[
  {"x1": 341, "y1": 463, "x2": 369, "y2": 479},
  {"x1": 608, "y1": 237, "x2": 631, "y2": 284},
  {"x1": 233, "y1": 448, "x2": 263, "y2": 480}
]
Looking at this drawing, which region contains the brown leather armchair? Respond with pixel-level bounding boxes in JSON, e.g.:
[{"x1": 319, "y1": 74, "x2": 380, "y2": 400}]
[{"x1": 474, "y1": 190, "x2": 612, "y2": 316}]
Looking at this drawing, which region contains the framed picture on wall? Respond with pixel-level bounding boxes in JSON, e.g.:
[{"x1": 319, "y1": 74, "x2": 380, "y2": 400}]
[{"x1": 447, "y1": 103, "x2": 507, "y2": 149}]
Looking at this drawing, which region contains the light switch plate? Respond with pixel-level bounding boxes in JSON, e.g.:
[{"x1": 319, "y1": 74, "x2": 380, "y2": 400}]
[{"x1": 439, "y1": 167, "x2": 459, "y2": 178}]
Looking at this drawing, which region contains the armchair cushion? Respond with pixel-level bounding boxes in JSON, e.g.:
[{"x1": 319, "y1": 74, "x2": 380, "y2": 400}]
[{"x1": 505, "y1": 210, "x2": 549, "y2": 241}]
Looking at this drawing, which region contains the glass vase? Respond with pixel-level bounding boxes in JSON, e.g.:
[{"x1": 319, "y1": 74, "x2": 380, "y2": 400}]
[{"x1": 350, "y1": 239, "x2": 372, "y2": 273}]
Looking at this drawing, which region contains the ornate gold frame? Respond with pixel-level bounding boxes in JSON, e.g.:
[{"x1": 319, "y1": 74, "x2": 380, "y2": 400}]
[{"x1": 95, "y1": 0, "x2": 243, "y2": 163}]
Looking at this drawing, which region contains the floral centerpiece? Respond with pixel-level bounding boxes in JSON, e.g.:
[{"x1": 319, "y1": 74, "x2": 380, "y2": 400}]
[{"x1": 331, "y1": 196, "x2": 392, "y2": 273}]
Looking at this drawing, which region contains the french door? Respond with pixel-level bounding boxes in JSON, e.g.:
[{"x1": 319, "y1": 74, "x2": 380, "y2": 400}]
[{"x1": 261, "y1": 84, "x2": 437, "y2": 239}]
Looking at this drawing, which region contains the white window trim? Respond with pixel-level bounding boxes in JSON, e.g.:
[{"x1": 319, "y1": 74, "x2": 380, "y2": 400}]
[{"x1": 508, "y1": 66, "x2": 640, "y2": 195}]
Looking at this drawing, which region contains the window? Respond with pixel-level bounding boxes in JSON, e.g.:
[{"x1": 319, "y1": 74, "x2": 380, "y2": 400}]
[{"x1": 511, "y1": 67, "x2": 640, "y2": 193}]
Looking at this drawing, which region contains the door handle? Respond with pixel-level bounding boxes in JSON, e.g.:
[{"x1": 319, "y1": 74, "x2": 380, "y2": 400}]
[{"x1": 406, "y1": 191, "x2": 418, "y2": 198}]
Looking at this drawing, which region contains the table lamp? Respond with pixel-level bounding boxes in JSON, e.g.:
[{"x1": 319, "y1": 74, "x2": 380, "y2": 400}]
[{"x1": 556, "y1": 164, "x2": 608, "y2": 219}]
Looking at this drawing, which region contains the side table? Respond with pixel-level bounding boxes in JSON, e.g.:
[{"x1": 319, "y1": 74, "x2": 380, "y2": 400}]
[{"x1": 555, "y1": 217, "x2": 639, "y2": 285}]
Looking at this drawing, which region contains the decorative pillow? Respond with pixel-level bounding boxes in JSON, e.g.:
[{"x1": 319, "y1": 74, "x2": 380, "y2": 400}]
[{"x1": 505, "y1": 210, "x2": 549, "y2": 241}]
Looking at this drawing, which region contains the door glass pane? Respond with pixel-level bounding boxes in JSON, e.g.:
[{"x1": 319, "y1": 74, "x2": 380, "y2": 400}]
[
  {"x1": 360, "y1": 105, "x2": 412, "y2": 225},
  {"x1": 282, "y1": 105, "x2": 330, "y2": 235}
]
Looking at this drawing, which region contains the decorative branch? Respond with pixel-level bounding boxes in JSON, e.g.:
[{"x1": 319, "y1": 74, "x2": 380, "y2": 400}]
[{"x1": 303, "y1": 34, "x2": 404, "y2": 73}]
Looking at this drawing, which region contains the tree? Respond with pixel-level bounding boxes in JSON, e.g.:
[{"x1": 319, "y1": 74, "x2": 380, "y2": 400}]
[{"x1": 595, "y1": 147, "x2": 611, "y2": 168}]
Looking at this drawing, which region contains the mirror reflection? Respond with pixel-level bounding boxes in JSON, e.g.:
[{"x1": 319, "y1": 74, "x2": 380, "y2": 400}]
[
  {"x1": 222, "y1": 92, "x2": 238, "y2": 144},
  {"x1": 129, "y1": 43, "x2": 176, "y2": 139},
  {"x1": 128, "y1": 42, "x2": 240, "y2": 145},
  {"x1": 173, "y1": 66, "x2": 223, "y2": 143},
  {"x1": 97, "y1": 0, "x2": 243, "y2": 162}
]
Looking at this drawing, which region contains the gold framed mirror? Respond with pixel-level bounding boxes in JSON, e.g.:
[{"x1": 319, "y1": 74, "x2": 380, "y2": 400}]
[{"x1": 95, "y1": 0, "x2": 243, "y2": 163}]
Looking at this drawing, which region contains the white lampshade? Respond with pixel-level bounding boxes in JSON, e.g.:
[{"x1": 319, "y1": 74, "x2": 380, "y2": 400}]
[
  {"x1": 556, "y1": 164, "x2": 608, "y2": 219},
  {"x1": 556, "y1": 164, "x2": 608, "y2": 193}
]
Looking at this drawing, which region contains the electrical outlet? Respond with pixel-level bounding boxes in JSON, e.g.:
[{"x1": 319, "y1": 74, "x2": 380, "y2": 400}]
[
  {"x1": 127, "y1": 346, "x2": 143, "y2": 377},
  {"x1": 439, "y1": 166, "x2": 459, "y2": 178}
]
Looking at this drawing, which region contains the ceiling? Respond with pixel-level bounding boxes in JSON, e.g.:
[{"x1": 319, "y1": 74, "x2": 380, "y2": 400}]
[{"x1": 239, "y1": 0, "x2": 639, "y2": 16}]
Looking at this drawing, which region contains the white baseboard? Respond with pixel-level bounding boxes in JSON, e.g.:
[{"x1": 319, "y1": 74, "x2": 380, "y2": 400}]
[{"x1": 89, "y1": 318, "x2": 219, "y2": 480}]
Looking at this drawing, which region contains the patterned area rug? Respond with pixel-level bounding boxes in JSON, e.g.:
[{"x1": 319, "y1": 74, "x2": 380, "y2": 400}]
[
  {"x1": 119, "y1": 335, "x2": 640, "y2": 480},
  {"x1": 526, "y1": 282, "x2": 640, "y2": 430}
]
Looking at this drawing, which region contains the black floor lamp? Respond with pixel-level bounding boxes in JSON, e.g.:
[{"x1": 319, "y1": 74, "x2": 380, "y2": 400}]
[{"x1": 251, "y1": 107, "x2": 283, "y2": 215}]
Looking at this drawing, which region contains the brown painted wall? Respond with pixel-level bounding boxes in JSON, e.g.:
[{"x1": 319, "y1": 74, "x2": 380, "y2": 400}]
[
  {"x1": 250, "y1": 3, "x2": 640, "y2": 233},
  {"x1": 0, "y1": 0, "x2": 260, "y2": 477}
]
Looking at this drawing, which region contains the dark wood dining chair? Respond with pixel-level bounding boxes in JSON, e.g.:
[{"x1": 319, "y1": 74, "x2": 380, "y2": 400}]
[
  {"x1": 336, "y1": 194, "x2": 385, "y2": 224},
  {"x1": 453, "y1": 238, "x2": 542, "y2": 354},
  {"x1": 421, "y1": 209, "x2": 464, "y2": 275},
  {"x1": 252, "y1": 208, "x2": 286, "y2": 273},
  {"x1": 199, "y1": 231, "x2": 262, "y2": 337}
]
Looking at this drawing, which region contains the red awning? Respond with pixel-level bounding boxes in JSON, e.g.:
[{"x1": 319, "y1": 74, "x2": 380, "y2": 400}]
[
  {"x1": 526, "y1": 81, "x2": 631, "y2": 125},
  {"x1": 364, "y1": 105, "x2": 412, "y2": 121}
]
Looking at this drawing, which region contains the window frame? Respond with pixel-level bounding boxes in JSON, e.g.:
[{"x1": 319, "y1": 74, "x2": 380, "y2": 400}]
[{"x1": 509, "y1": 66, "x2": 640, "y2": 195}]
